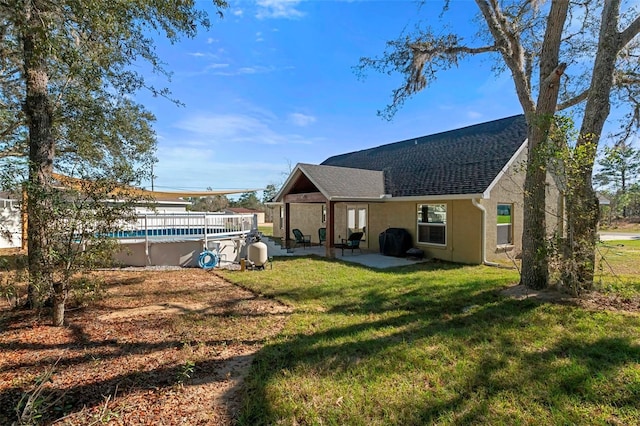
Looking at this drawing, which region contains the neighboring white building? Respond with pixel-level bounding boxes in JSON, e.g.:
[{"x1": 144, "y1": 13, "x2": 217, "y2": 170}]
[
  {"x1": 133, "y1": 196, "x2": 191, "y2": 215},
  {"x1": 225, "y1": 208, "x2": 266, "y2": 225},
  {"x1": 0, "y1": 193, "x2": 22, "y2": 249},
  {"x1": 0, "y1": 193, "x2": 193, "y2": 250}
]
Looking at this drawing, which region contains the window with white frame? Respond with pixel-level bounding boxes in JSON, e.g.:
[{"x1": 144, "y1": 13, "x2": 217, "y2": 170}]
[
  {"x1": 497, "y1": 204, "x2": 513, "y2": 245},
  {"x1": 417, "y1": 204, "x2": 446, "y2": 245},
  {"x1": 321, "y1": 204, "x2": 326, "y2": 223}
]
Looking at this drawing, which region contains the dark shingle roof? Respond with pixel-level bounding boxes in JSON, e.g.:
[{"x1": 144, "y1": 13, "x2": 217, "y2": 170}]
[
  {"x1": 298, "y1": 164, "x2": 385, "y2": 199},
  {"x1": 321, "y1": 115, "x2": 528, "y2": 197}
]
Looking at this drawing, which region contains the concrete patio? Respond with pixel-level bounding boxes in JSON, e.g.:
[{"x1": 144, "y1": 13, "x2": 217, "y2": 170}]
[{"x1": 261, "y1": 238, "x2": 428, "y2": 269}]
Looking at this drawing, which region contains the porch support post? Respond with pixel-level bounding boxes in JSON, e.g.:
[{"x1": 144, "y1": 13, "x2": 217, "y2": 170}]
[
  {"x1": 284, "y1": 202, "x2": 291, "y2": 249},
  {"x1": 326, "y1": 200, "x2": 336, "y2": 258}
]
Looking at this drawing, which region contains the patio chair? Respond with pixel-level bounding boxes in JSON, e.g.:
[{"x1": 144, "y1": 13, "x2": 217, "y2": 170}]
[
  {"x1": 292, "y1": 228, "x2": 311, "y2": 249},
  {"x1": 318, "y1": 227, "x2": 326, "y2": 245},
  {"x1": 338, "y1": 231, "x2": 363, "y2": 255}
]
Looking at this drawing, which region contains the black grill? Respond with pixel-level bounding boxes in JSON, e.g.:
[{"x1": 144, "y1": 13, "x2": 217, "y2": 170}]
[{"x1": 379, "y1": 228, "x2": 413, "y2": 257}]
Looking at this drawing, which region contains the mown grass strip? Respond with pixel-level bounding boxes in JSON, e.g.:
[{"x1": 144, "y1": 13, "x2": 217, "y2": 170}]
[
  {"x1": 596, "y1": 240, "x2": 640, "y2": 297},
  {"x1": 219, "y1": 257, "x2": 640, "y2": 425}
]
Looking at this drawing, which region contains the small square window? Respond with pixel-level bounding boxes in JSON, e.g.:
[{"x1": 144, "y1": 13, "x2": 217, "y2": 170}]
[{"x1": 417, "y1": 204, "x2": 446, "y2": 245}]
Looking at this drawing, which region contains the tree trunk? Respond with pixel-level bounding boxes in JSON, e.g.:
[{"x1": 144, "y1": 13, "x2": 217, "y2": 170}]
[
  {"x1": 52, "y1": 281, "x2": 66, "y2": 326},
  {"x1": 23, "y1": 1, "x2": 59, "y2": 321},
  {"x1": 565, "y1": 183, "x2": 599, "y2": 292},
  {"x1": 621, "y1": 172, "x2": 627, "y2": 218},
  {"x1": 520, "y1": 120, "x2": 550, "y2": 289},
  {"x1": 520, "y1": 0, "x2": 569, "y2": 290},
  {"x1": 569, "y1": 0, "x2": 621, "y2": 291}
]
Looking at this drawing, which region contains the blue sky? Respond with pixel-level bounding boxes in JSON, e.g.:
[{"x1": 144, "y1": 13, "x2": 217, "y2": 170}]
[{"x1": 136, "y1": 1, "x2": 531, "y2": 194}]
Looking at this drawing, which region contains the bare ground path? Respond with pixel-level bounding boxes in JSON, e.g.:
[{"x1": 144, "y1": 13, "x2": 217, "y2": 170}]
[{"x1": 0, "y1": 268, "x2": 292, "y2": 425}]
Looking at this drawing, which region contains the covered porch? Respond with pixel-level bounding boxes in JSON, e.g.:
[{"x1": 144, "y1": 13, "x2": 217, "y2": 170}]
[
  {"x1": 261, "y1": 237, "x2": 427, "y2": 269},
  {"x1": 272, "y1": 163, "x2": 387, "y2": 259}
]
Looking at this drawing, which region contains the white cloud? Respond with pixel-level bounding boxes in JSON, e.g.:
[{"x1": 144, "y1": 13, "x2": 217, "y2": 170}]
[
  {"x1": 467, "y1": 111, "x2": 482, "y2": 120},
  {"x1": 177, "y1": 62, "x2": 229, "y2": 78},
  {"x1": 153, "y1": 145, "x2": 283, "y2": 190},
  {"x1": 186, "y1": 51, "x2": 220, "y2": 60},
  {"x1": 256, "y1": 0, "x2": 305, "y2": 20},
  {"x1": 206, "y1": 38, "x2": 218, "y2": 44},
  {"x1": 256, "y1": 31, "x2": 264, "y2": 42},
  {"x1": 214, "y1": 65, "x2": 277, "y2": 76},
  {"x1": 207, "y1": 63, "x2": 230, "y2": 70},
  {"x1": 232, "y1": 9, "x2": 244, "y2": 16},
  {"x1": 174, "y1": 112, "x2": 317, "y2": 146},
  {"x1": 288, "y1": 112, "x2": 316, "y2": 127},
  {"x1": 237, "y1": 66, "x2": 262, "y2": 74}
]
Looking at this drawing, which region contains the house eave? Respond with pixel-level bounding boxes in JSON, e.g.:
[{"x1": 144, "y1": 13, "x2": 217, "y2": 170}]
[
  {"x1": 482, "y1": 138, "x2": 528, "y2": 199},
  {"x1": 328, "y1": 195, "x2": 389, "y2": 202},
  {"x1": 269, "y1": 193, "x2": 488, "y2": 203},
  {"x1": 382, "y1": 193, "x2": 486, "y2": 202}
]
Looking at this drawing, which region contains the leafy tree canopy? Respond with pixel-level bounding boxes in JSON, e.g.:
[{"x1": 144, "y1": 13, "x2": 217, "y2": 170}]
[
  {"x1": 358, "y1": 0, "x2": 640, "y2": 292},
  {"x1": 0, "y1": 0, "x2": 227, "y2": 325}
]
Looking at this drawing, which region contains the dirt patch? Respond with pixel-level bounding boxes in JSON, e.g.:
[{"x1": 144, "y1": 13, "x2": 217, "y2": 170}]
[
  {"x1": 601, "y1": 218, "x2": 640, "y2": 232},
  {"x1": 501, "y1": 283, "x2": 640, "y2": 314},
  {"x1": 0, "y1": 269, "x2": 292, "y2": 425},
  {"x1": 98, "y1": 302, "x2": 210, "y2": 320}
]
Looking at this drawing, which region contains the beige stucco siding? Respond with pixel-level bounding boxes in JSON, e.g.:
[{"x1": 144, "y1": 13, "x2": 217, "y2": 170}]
[
  {"x1": 368, "y1": 202, "x2": 415, "y2": 243},
  {"x1": 332, "y1": 203, "x2": 347, "y2": 244},
  {"x1": 449, "y1": 199, "x2": 483, "y2": 264},
  {"x1": 272, "y1": 205, "x2": 283, "y2": 239},
  {"x1": 483, "y1": 148, "x2": 526, "y2": 262},
  {"x1": 281, "y1": 199, "x2": 484, "y2": 263},
  {"x1": 361, "y1": 199, "x2": 482, "y2": 264},
  {"x1": 285, "y1": 203, "x2": 326, "y2": 244},
  {"x1": 483, "y1": 147, "x2": 562, "y2": 263}
]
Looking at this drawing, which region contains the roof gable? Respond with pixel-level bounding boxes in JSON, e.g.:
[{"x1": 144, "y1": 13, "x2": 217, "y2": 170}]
[
  {"x1": 274, "y1": 163, "x2": 386, "y2": 202},
  {"x1": 321, "y1": 115, "x2": 528, "y2": 197},
  {"x1": 298, "y1": 164, "x2": 386, "y2": 199}
]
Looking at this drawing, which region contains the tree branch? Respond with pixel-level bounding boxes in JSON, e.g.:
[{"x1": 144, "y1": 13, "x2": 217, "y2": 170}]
[
  {"x1": 409, "y1": 43, "x2": 498, "y2": 57},
  {"x1": 542, "y1": 62, "x2": 567, "y2": 86},
  {"x1": 618, "y1": 15, "x2": 640, "y2": 51},
  {"x1": 475, "y1": 0, "x2": 536, "y2": 113},
  {"x1": 614, "y1": 74, "x2": 640, "y2": 86},
  {"x1": 0, "y1": 119, "x2": 22, "y2": 139},
  {"x1": 557, "y1": 90, "x2": 589, "y2": 110},
  {"x1": 0, "y1": 147, "x2": 27, "y2": 158}
]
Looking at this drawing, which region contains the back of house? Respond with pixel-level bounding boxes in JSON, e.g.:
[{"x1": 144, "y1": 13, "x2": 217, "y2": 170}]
[{"x1": 271, "y1": 115, "x2": 562, "y2": 264}]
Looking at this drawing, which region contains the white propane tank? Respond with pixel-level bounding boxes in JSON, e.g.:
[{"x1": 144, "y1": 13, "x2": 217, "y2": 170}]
[{"x1": 248, "y1": 241, "x2": 268, "y2": 267}]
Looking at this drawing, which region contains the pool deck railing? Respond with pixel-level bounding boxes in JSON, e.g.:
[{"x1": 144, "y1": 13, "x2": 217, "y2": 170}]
[{"x1": 113, "y1": 212, "x2": 258, "y2": 254}]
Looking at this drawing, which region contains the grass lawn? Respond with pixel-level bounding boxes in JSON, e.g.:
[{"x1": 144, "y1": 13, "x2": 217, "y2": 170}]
[
  {"x1": 258, "y1": 224, "x2": 274, "y2": 237},
  {"x1": 218, "y1": 257, "x2": 640, "y2": 425},
  {"x1": 596, "y1": 239, "x2": 640, "y2": 298}
]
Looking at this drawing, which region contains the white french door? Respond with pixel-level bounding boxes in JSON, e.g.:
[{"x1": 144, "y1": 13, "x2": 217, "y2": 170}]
[{"x1": 346, "y1": 205, "x2": 368, "y2": 245}]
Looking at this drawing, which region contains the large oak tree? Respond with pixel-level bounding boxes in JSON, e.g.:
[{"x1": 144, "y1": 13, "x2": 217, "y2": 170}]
[
  {"x1": 1, "y1": 0, "x2": 226, "y2": 325},
  {"x1": 359, "y1": 0, "x2": 640, "y2": 291}
]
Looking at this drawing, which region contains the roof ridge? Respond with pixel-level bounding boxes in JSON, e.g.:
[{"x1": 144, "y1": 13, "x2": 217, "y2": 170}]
[
  {"x1": 320, "y1": 114, "x2": 528, "y2": 197},
  {"x1": 324, "y1": 114, "x2": 525, "y2": 161}
]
